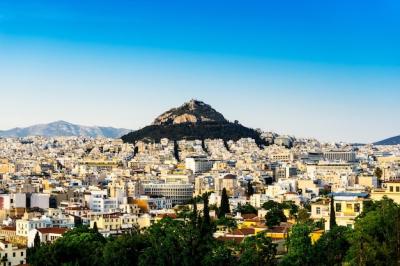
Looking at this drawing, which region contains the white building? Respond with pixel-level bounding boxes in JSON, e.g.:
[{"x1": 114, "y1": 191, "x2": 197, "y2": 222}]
[
  {"x1": 16, "y1": 215, "x2": 52, "y2": 237},
  {"x1": 185, "y1": 156, "x2": 213, "y2": 174},
  {"x1": 31, "y1": 193, "x2": 50, "y2": 209},
  {"x1": 0, "y1": 238, "x2": 26, "y2": 266}
]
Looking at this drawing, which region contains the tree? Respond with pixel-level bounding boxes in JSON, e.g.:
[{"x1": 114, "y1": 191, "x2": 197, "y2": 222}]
[
  {"x1": 246, "y1": 181, "x2": 254, "y2": 198},
  {"x1": 329, "y1": 195, "x2": 337, "y2": 230},
  {"x1": 281, "y1": 224, "x2": 314, "y2": 266},
  {"x1": 28, "y1": 226, "x2": 106, "y2": 266},
  {"x1": 216, "y1": 216, "x2": 237, "y2": 231},
  {"x1": 236, "y1": 203, "x2": 257, "y2": 215},
  {"x1": 313, "y1": 226, "x2": 352, "y2": 266},
  {"x1": 262, "y1": 200, "x2": 281, "y2": 211},
  {"x1": 346, "y1": 197, "x2": 400, "y2": 265},
  {"x1": 374, "y1": 167, "x2": 383, "y2": 186},
  {"x1": 238, "y1": 233, "x2": 277, "y2": 266},
  {"x1": 34, "y1": 231, "x2": 41, "y2": 248},
  {"x1": 219, "y1": 188, "x2": 230, "y2": 218},
  {"x1": 265, "y1": 208, "x2": 287, "y2": 228},
  {"x1": 296, "y1": 208, "x2": 311, "y2": 224},
  {"x1": 93, "y1": 221, "x2": 99, "y2": 233},
  {"x1": 103, "y1": 229, "x2": 148, "y2": 266}
]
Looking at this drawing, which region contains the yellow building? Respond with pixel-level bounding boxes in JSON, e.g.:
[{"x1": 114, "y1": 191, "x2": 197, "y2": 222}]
[
  {"x1": 311, "y1": 192, "x2": 370, "y2": 230},
  {"x1": 371, "y1": 180, "x2": 400, "y2": 204}
]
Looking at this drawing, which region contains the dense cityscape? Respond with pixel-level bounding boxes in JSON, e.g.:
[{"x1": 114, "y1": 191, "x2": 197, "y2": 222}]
[
  {"x1": 2, "y1": 1, "x2": 399, "y2": 265},
  {"x1": 0, "y1": 100, "x2": 399, "y2": 265}
]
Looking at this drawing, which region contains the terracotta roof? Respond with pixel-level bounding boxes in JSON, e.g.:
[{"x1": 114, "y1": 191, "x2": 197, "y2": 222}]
[
  {"x1": 242, "y1": 213, "x2": 259, "y2": 220},
  {"x1": 217, "y1": 235, "x2": 244, "y2": 244},
  {"x1": 0, "y1": 226, "x2": 16, "y2": 231},
  {"x1": 231, "y1": 228, "x2": 256, "y2": 236},
  {"x1": 37, "y1": 227, "x2": 68, "y2": 234}
]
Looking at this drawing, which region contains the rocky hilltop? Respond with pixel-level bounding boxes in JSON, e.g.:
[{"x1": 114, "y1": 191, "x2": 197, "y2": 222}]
[
  {"x1": 122, "y1": 99, "x2": 266, "y2": 145},
  {"x1": 152, "y1": 99, "x2": 227, "y2": 125}
]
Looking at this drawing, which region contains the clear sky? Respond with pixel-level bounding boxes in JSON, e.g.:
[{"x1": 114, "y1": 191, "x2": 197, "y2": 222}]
[{"x1": 0, "y1": 0, "x2": 399, "y2": 143}]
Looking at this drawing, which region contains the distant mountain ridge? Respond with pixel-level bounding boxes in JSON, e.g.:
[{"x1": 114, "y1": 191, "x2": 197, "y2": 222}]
[
  {"x1": 0, "y1": 121, "x2": 131, "y2": 138},
  {"x1": 374, "y1": 135, "x2": 400, "y2": 145},
  {"x1": 122, "y1": 99, "x2": 266, "y2": 145}
]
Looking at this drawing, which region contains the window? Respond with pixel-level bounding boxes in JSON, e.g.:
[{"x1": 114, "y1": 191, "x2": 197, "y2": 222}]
[
  {"x1": 316, "y1": 207, "x2": 321, "y2": 215},
  {"x1": 21, "y1": 251, "x2": 24, "y2": 256},
  {"x1": 336, "y1": 203, "x2": 342, "y2": 212},
  {"x1": 13, "y1": 252, "x2": 15, "y2": 257},
  {"x1": 396, "y1": 187, "x2": 400, "y2": 192},
  {"x1": 390, "y1": 186, "x2": 394, "y2": 192},
  {"x1": 354, "y1": 203, "x2": 361, "y2": 213}
]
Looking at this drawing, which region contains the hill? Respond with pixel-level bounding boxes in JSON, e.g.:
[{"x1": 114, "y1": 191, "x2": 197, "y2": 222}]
[
  {"x1": 374, "y1": 135, "x2": 400, "y2": 145},
  {"x1": 121, "y1": 99, "x2": 266, "y2": 145},
  {"x1": 0, "y1": 121, "x2": 131, "y2": 138}
]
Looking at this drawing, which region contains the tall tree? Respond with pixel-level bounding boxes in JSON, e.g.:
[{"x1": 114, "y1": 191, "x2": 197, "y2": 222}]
[
  {"x1": 93, "y1": 221, "x2": 99, "y2": 233},
  {"x1": 281, "y1": 224, "x2": 314, "y2": 266},
  {"x1": 313, "y1": 226, "x2": 351, "y2": 266},
  {"x1": 329, "y1": 195, "x2": 337, "y2": 230},
  {"x1": 374, "y1": 167, "x2": 383, "y2": 186},
  {"x1": 246, "y1": 181, "x2": 254, "y2": 198},
  {"x1": 34, "y1": 231, "x2": 41, "y2": 248},
  {"x1": 219, "y1": 188, "x2": 230, "y2": 218}
]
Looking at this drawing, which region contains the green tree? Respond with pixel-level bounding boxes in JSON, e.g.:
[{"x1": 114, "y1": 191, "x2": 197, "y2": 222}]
[
  {"x1": 329, "y1": 195, "x2": 337, "y2": 229},
  {"x1": 313, "y1": 226, "x2": 352, "y2": 266},
  {"x1": 219, "y1": 188, "x2": 231, "y2": 218},
  {"x1": 246, "y1": 181, "x2": 254, "y2": 198},
  {"x1": 236, "y1": 203, "x2": 257, "y2": 215},
  {"x1": 346, "y1": 198, "x2": 400, "y2": 266},
  {"x1": 374, "y1": 167, "x2": 383, "y2": 186},
  {"x1": 33, "y1": 231, "x2": 41, "y2": 248},
  {"x1": 93, "y1": 221, "x2": 99, "y2": 233},
  {"x1": 216, "y1": 216, "x2": 237, "y2": 231},
  {"x1": 238, "y1": 233, "x2": 277, "y2": 266},
  {"x1": 265, "y1": 208, "x2": 287, "y2": 228},
  {"x1": 296, "y1": 208, "x2": 311, "y2": 224},
  {"x1": 202, "y1": 241, "x2": 236, "y2": 266},
  {"x1": 281, "y1": 224, "x2": 314, "y2": 266},
  {"x1": 28, "y1": 226, "x2": 106, "y2": 266},
  {"x1": 103, "y1": 229, "x2": 148, "y2": 266},
  {"x1": 262, "y1": 200, "x2": 281, "y2": 211}
]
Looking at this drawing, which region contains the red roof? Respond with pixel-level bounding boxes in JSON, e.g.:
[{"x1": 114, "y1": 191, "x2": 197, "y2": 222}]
[{"x1": 37, "y1": 227, "x2": 68, "y2": 235}]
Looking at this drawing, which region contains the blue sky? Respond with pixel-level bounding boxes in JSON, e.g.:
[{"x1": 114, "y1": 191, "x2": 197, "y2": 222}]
[{"x1": 0, "y1": 0, "x2": 399, "y2": 142}]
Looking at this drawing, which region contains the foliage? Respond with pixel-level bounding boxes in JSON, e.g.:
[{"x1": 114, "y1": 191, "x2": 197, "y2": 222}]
[
  {"x1": 121, "y1": 121, "x2": 267, "y2": 146},
  {"x1": 28, "y1": 226, "x2": 106, "y2": 266},
  {"x1": 238, "y1": 233, "x2": 277, "y2": 266},
  {"x1": 281, "y1": 224, "x2": 314, "y2": 266},
  {"x1": 236, "y1": 203, "x2": 258, "y2": 215},
  {"x1": 219, "y1": 188, "x2": 231, "y2": 218},
  {"x1": 296, "y1": 208, "x2": 311, "y2": 224},
  {"x1": 265, "y1": 208, "x2": 287, "y2": 228},
  {"x1": 246, "y1": 181, "x2": 255, "y2": 197},
  {"x1": 329, "y1": 195, "x2": 337, "y2": 229},
  {"x1": 312, "y1": 226, "x2": 352, "y2": 266},
  {"x1": 216, "y1": 216, "x2": 237, "y2": 230},
  {"x1": 346, "y1": 197, "x2": 400, "y2": 266}
]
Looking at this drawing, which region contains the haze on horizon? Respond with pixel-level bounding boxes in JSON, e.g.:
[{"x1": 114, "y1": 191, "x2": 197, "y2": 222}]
[{"x1": 0, "y1": 1, "x2": 399, "y2": 143}]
